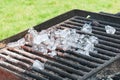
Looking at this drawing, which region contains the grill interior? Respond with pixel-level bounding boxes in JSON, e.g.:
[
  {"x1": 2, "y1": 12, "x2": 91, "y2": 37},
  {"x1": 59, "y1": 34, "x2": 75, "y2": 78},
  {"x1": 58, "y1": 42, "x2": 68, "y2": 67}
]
[{"x1": 0, "y1": 9, "x2": 120, "y2": 80}]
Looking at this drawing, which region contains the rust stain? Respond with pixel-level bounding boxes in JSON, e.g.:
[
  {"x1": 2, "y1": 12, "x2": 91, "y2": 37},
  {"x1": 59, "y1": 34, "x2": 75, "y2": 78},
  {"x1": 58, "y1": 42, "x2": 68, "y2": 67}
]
[{"x1": 0, "y1": 67, "x2": 22, "y2": 80}]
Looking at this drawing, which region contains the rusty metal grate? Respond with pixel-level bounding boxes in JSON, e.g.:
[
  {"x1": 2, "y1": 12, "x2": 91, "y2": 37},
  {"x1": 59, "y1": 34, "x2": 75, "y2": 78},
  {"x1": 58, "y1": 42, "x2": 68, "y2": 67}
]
[{"x1": 0, "y1": 9, "x2": 120, "y2": 80}]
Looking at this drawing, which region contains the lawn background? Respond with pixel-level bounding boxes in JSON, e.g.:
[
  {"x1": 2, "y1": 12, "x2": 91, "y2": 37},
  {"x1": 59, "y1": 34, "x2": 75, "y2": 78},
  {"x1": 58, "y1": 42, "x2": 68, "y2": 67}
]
[{"x1": 0, "y1": 0, "x2": 120, "y2": 40}]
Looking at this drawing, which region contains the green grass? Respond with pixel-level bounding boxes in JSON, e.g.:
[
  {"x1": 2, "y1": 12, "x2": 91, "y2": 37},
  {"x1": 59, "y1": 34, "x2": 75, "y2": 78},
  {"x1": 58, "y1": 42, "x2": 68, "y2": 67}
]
[{"x1": 0, "y1": 0, "x2": 120, "y2": 40}]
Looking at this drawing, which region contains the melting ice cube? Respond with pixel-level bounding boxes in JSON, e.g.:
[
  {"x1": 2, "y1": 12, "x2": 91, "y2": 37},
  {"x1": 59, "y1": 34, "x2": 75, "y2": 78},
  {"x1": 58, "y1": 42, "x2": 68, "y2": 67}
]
[
  {"x1": 81, "y1": 23, "x2": 92, "y2": 33},
  {"x1": 33, "y1": 34, "x2": 49, "y2": 45},
  {"x1": 54, "y1": 29, "x2": 70, "y2": 38},
  {"x1": 48, "y1": 51, "x2": 57, "y2": 57},
  {"x1": 28, "y1": 28, "x2": 38, "y2": 37},
  {"x1": 76, "y1": 49, "x2": 89, "y2": 56},
  {"x1": 32, "y1": 60, "x2": 44, "y2": 71},
  {"x1": 89, "y1": 36, "x2": 99, "y2": 44},
  {"x1": 7, "y1": 38, "x2": 25, "y2": 47},
  {"x1": 38, "y1": 45, "x2": 48, "y2": 55},
  {"x1": 105, "y1": 25, "x2": 116, "y2": 34},
  {"x1": 47, "y1": 44, "x2": 56, "y2": 51},
  {"x1": 70, "y1": 29, "x2": 76, "y2": 34},
  {"x1": 83, "y1": 43, "x2": 94, "y2": 52}
]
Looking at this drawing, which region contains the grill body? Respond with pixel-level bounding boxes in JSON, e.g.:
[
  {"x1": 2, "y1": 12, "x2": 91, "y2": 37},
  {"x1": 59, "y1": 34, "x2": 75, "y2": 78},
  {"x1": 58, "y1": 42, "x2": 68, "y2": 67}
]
[{"x1": 0, "y1": 9, "x2": 120, "y2": 80}]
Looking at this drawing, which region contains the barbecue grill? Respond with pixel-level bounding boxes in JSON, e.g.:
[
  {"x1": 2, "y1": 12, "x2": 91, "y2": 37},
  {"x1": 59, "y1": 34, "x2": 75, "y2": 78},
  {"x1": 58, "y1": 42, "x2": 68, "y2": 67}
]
[{"x1": 0, "y1": 9, "x2": 120, "y2": 80}]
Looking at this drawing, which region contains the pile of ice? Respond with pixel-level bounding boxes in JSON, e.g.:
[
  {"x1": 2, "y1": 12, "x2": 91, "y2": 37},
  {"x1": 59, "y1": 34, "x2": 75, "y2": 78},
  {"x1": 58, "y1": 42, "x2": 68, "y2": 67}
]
[
  {"x1": 7, "y1": 23, "x2": 98, "y2": 56},
  {"x1": 31, "y1": 23, "x2": 98, "y2": 71},
  {"x1": 6, "y1": 19, "x2": 117, "y2": 57}
]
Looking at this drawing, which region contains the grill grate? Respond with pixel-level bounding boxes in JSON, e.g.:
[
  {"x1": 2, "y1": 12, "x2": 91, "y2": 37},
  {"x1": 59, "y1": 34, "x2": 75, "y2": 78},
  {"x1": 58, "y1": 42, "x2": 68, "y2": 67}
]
[{"x1": 0, "y1": 10, "x2": 120, "y2": 80}]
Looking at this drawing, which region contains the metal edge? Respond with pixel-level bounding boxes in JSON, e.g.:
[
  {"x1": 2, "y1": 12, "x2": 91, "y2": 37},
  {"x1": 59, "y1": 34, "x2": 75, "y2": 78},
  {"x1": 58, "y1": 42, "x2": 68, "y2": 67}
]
[
  {"x1": 74, "y1": 9, "x2": 120, "y2": 25},
  {"x1": 82, "y1": 54, "x2": 120, "y2": 80},
  {"x1": 74, "y1": 9, "x2": 120, "y2": 20},
  {"x1": 0, "y1": 66, "x2": 25, "y2": 80}
]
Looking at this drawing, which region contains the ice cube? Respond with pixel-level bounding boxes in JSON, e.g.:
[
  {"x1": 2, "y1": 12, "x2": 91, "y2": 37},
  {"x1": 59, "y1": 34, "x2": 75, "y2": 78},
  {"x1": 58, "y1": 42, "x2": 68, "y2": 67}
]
[
  {"x1": 33, "y1": 34, "x2": 49, "y2": 45},
  {"x1": 18, "y1": 38, "x2": 25, "y2": 45},
  {"x1": 32, "y1": 60, "x2": 44, "y2": 71},
  {"x1": 32, "y1": 45, "x2": 39, "y2": 51},
  {"x1": 43, "y1": 39, "x2": 51, "y2": 46},
  {"x1": 7, "y1": 38, "x2": 25, "y2": 47},
  {"x1": 38, "y1": 45, "x2": 48, "y2": 55},
  {"x1": 81, "y1": 23, "x2": 92, "y2": 33},
  {"x1": 70, "y1": 34, "x2": 79, "y2": 43},
  {"x1": 60, "y1": 29, "x2": 70, "y2": 38},
  {"x1": 39, "y1": 30, "x2": 47, "y2": 34},
  {"x1": 47, "y1": 44, "x2": 56, "y2": 51},
  {"x1": 55, "y1": 29, "x2": 70, "y2": 38},
  {"x1": 61, "y1": 39, "x2": 66, "y2": 45},
  {"x1": 93, "y1": 49, "x2": 98, "y2": 53},
  {"x1": 76, "y1": 49, "x2": 89, "y2": 56},
  {"x1": 64, "y1": 29, "x2": 71, "y2": 35},
  {"x1": 75, "y1": 42, "x2": 83, "y2": 49},
  {"x1": 7, "y1": 42, "x2": 17, "y2": 47},
  {"x1": 58, "y1": 45, "x2": 70, "y2": 51},
  {"x1": 83, "y1": 42, "x2": 94, "y2": 52},
  {"x1": 105, "y1": 25, "x2": 116, "y2": 34},
  {"x1": 83, "y1": 51, "x2": 89, "y2": 56},
  {"x1": 70, "y1": 42, "x2": 77, "y2": 48},
  {"x1": 89, "y1": 36, "x2": 98, "y2": 44},
  {"x1": 28, "y1": 28, "x2": 38, "y2": 37},
  {"x1": 79, "y1": 34, "x2": 85, "y2": 39},
  {"x1": 70, "y1": 29, "x2": 76, "y2": 34},
  {"x1": 48, "y1": 51, "x2": 57, "y2": 57},
  {"x1": 54, "y1": 29, "x2": 61, "y2": 38}
]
